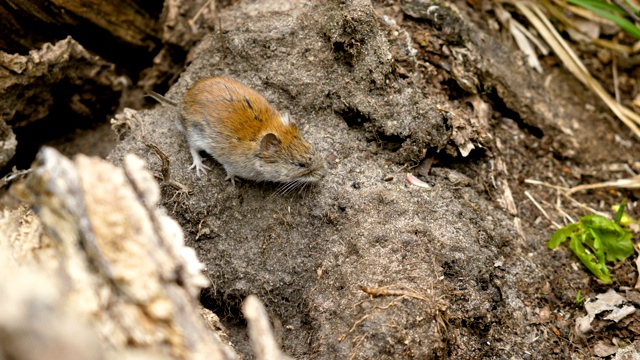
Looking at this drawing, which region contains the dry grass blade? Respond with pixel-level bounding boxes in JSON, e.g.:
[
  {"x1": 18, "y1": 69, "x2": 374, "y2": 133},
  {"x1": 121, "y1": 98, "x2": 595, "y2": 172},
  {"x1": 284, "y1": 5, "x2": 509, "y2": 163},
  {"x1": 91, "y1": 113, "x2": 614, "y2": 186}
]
[
  {"x1": 567, "y1": 175, "x2": 640, "y2": 194},
  {"x1": 591, "y1": 38, "x2": 633, "y2": 53},
  {"x1": 510, "y1": 0, "x2": 640, "y2": 138},
  {"x1": 496, "y1": 3, "x2": 546, "y2": 72},
  {"x1": 546, "y1": 0, "x2": 634, "y2": 53},
  {"x1": 513, "y1": 20, "x2": 551, "y2": 54},
  {"x1": 511, "y1": 23, "x2": 544, "y2": 72},
  {"x1": 524, "y1": 190, "x2": 551, "y2": 220},
  {"x1": 613, "y1": 57, "x2": 620, "y2": 103},
  {"x1": 564, "y1": 4, "x2": 617, "y2": 25},
  {"x1": 189, "y1": 0, "x2": 215, "y2": 26},
  {"x1": 524, "y1": 190, "x2": 563, "y2": 227},
  {"x1": 525, "y1": 178, "x2": 611, "y2": 218},
  {"x1": 563, "y1": 193, "x2": 611, "y2": 218},
  {"x1": 524, "y1": 179, "x2": 569, "y2": 191}
]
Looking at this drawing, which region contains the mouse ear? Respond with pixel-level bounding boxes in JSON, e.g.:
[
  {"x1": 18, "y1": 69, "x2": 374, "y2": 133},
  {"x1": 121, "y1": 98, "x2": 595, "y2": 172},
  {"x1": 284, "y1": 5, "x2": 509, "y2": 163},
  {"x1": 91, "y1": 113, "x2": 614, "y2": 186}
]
[
  {"x1": 260, "y1": 132, "x2": 281, "y2": 155},
  {"x1": 280, "y1": 112, "x2": 297, "y2": 127}
]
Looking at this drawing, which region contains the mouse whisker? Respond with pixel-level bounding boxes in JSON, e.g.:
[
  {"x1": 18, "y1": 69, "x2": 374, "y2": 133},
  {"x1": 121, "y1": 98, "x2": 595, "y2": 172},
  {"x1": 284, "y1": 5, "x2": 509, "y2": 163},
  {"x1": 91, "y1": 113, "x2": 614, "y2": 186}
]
[
  {"x1": 295, "y1": 182, "x2": 307, "y2": 196},
  {"x1": 281, "y1": 180, "x2": 300, "y2": 196},
  {"x1": 298, "y1": 182, "x2": 310, "y2": 196},
  {"x1": 268, "y1": 182, "x2": 288, "y2": 200},
  {"x1": 273, "y1": 180, "x2": 295, "y2": 197},
  {"x1": 284, "y1": 180, "x2": 303, "y2": 196},
  {"x1": 278, "y1": 181, "x2": 293, "y2": 194},
  {"x1": 291, "y1": 183, "x2": 304, "y2": 196},
  {"x1": 295, "y1": 181, "x2": 307, "y2": 195},
  {"x1": 270, "y1": 186, "x2": 284, "y2": 199}
]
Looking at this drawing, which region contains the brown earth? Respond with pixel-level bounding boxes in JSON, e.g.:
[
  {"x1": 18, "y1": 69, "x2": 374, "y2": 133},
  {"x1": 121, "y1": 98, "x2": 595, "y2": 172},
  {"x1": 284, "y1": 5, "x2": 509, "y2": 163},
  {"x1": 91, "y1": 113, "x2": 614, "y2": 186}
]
[{"x1": 5, "y1": 0, "x2": 640, "y2": 358}]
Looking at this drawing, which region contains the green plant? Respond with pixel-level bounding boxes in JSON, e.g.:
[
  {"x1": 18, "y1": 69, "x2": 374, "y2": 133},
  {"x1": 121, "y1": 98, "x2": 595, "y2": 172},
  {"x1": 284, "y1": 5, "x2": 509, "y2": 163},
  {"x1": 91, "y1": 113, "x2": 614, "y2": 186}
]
[
  {"x1": 575, "y1": 290, "x2": 586, "y2": 304},
  {"x1": 548, "y1": 201, "x2": 634, "y2": 283},
  {"x1": 567, "y1": 0, "x2": 640, "y2": 40}
]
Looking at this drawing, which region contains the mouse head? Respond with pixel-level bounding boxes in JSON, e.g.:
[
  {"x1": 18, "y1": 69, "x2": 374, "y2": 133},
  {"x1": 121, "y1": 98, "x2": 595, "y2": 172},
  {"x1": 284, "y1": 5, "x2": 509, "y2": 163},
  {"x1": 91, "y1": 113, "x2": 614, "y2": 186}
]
[{"x1": 257, "y1": 116, "x2": 326, "y2": 184}]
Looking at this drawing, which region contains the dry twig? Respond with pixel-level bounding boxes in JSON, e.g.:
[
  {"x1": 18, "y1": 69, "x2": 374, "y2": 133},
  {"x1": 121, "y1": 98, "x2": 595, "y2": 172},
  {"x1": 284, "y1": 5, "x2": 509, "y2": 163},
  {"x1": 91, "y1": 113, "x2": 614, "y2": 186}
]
[{"x1": 360, "y1": 286, "x2": 429, "y2": 302}]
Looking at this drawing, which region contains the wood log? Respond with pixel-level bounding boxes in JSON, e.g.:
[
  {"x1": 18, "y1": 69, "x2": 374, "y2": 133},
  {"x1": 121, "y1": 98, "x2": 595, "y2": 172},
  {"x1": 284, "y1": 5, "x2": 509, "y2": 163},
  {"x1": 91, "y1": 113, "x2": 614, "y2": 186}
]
[
  {"x1": 0, "y1": 0, "x2": 162, "y2": 63},
  {"x1": 2, "y1": 147, "x2": 238, "y2": 359}
]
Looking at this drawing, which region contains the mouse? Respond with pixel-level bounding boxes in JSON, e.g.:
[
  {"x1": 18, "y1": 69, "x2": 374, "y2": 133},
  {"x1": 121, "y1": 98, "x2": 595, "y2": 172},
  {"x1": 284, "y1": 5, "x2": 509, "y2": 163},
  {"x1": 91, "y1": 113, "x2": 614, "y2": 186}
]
[{"x1": 147, "y1": 76, "x2": 326, "y2": 186}]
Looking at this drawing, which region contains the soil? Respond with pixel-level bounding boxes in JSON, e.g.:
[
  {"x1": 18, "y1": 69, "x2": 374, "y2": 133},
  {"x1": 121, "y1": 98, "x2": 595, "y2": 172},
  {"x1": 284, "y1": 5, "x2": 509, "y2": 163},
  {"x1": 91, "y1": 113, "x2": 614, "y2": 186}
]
[{"x1": 8, "y1": 0, "x2": 640, "y2": 358}]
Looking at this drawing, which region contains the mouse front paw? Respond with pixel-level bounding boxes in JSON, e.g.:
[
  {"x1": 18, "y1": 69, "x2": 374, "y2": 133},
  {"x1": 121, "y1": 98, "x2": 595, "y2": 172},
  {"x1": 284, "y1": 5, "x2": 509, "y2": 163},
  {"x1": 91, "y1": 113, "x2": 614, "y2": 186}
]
[
  {"x1": 189, "y1": 148, "x2": 211, "y2": 177},
  {"x1": 189, "y1": 161, "x2": 211, "y2": 177}
]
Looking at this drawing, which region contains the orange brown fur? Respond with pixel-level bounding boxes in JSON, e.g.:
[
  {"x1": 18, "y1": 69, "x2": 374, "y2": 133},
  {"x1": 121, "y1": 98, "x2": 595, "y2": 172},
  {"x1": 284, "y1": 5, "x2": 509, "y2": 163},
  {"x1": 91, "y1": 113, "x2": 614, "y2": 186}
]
[{"x1": 176, "y1": 76, "x2": 325, "y2": 184}]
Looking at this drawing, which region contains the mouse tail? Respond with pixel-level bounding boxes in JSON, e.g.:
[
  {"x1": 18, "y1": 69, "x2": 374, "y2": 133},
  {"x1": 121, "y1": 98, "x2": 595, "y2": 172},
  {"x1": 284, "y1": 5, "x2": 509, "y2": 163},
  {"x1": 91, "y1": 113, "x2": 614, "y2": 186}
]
[{"x1": 146, "y1": 91, "x2": 179, "y2": 107}]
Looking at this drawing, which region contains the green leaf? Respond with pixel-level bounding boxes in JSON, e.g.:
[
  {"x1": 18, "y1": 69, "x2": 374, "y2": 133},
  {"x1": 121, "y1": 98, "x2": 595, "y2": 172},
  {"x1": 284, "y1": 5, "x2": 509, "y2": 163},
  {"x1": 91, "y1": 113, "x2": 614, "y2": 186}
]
[
  {"x1": 548, "y1": 223, "x2": 579, "y2": 249},
  {"x1": 601, "y1": 229, "x2": 633, "y2": 262},
  {"x1": 581, "y1": 215, "x2": 634, "y2": 262},
  {"x1": 614, "y1": 199, "x2": 627, "y2": 223},
  {"x1": 568, "y1": 0, "x2": 626, "y2": 15},
  {"x1": 570, "y1": 234, "x2": 611, "y2": 283},
  {"x1": 619, "y1": 212, "x2": 632, "y2": 227},
  {"x1": 624, "y1": 0, "x2": 640, "y2": 16},
  {"x1": 548, "y1": 210, "x2": 635, "y2": 283},
  {"x1": 569, "y1": 0, "x2": 640, "y2": 40},
  {"x1": 581, "y1": 214, "x2": 618, "y2": 230}
]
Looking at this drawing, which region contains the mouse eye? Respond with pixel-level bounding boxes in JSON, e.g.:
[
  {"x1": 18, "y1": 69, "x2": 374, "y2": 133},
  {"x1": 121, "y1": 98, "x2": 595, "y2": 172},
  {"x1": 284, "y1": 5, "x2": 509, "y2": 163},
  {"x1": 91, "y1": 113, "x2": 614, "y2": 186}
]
[{"x1": 297, "y1": 162, "x2": 307, "y2": 168}]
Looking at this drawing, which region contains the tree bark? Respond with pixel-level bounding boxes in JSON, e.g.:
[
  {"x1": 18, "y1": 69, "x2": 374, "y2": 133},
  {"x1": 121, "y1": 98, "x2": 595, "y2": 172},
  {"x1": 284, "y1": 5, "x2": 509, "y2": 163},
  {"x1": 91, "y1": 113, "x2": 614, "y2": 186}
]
[{"x1": 0, "y1": 0, "x2": 163, "y2": 67}]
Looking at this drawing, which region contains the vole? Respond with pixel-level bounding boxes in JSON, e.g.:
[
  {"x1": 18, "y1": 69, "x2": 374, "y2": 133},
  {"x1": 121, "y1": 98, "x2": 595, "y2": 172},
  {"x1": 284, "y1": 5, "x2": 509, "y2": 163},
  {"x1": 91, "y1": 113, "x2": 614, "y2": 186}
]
[{"x1": 148, "y1": 76, "x2": 326, "y2": 186}]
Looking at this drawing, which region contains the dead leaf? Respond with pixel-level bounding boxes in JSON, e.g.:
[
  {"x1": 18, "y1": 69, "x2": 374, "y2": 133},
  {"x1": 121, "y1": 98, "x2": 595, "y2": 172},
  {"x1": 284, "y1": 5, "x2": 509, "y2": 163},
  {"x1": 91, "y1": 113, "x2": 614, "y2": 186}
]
[{"x1": 594, "y1": 341, "x2": 618, "y2": 357}]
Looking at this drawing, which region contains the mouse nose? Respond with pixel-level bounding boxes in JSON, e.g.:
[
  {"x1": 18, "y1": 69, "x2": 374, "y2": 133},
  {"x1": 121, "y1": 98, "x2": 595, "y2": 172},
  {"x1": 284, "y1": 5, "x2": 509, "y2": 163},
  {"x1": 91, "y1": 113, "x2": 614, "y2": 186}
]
[{"x1": 319, "y1": 164, "x2": 327, "y2": 178}]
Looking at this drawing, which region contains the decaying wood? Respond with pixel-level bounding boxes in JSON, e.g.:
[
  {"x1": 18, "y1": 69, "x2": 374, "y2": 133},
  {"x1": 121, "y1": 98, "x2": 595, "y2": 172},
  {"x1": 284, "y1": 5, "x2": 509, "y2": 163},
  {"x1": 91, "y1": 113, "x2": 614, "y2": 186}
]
[
  {"x1": 136, "y1": 0, "x2": 217, "y2": 92},
  {"x1": 243, "y1": 295, "x2": 294, "y2": 360},
  {"x1": 0, "y1": 0, "x2": 160, "y2": 55},
  {"x1": 0, "y1": 37, "x2": 125, "y2": 129},
  {"x1": 0, "y1": 36, "x2": 126, "y2": 169},
  {"x1": 160, "y1": 0, "x2": 216, "y2": 48},
  {"x1": 0, "y1": 239, "x2": 105, "y2": 360},
  {"x1": 0, "y1": 119, "x2": 16, "y2": 169},
  {"x1": 0, "y1": 147, "x2": 247, "y2": 359}
]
